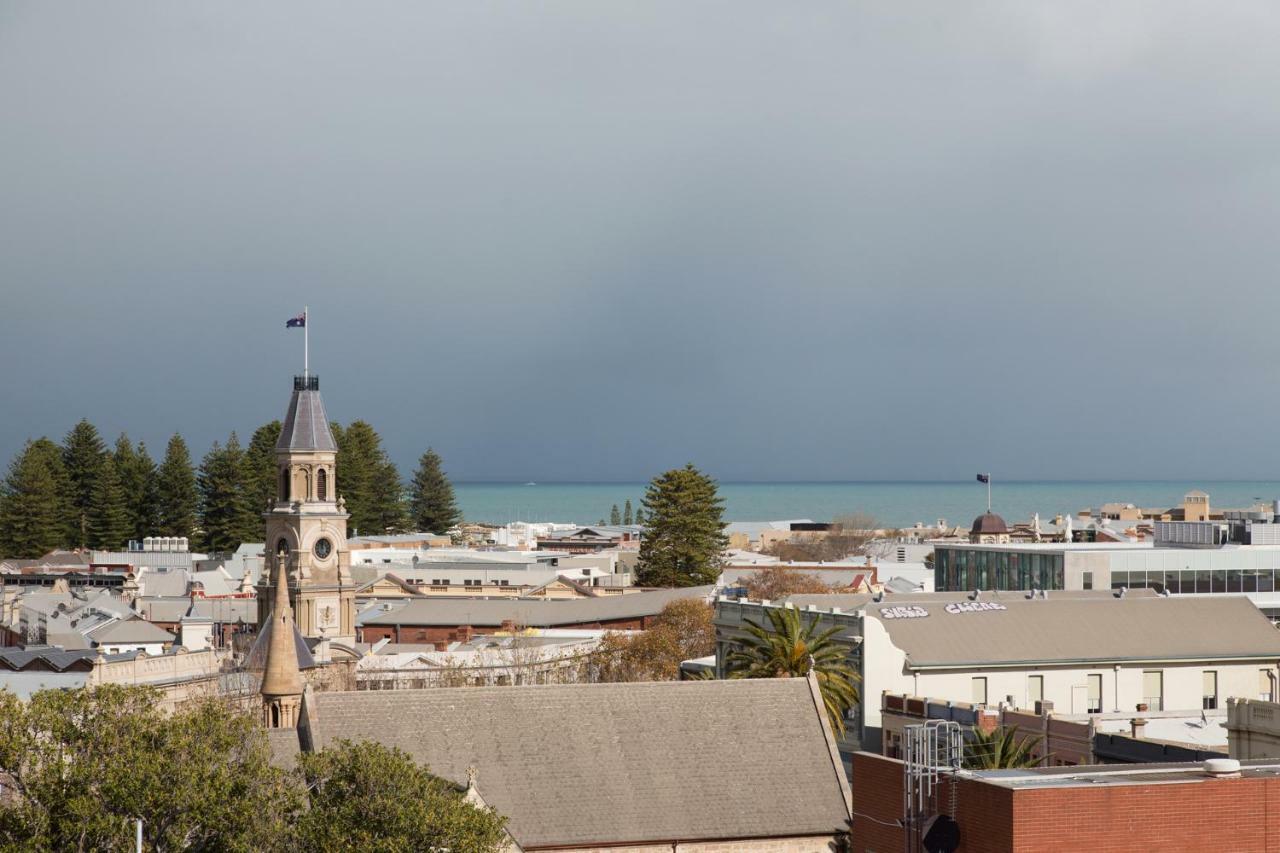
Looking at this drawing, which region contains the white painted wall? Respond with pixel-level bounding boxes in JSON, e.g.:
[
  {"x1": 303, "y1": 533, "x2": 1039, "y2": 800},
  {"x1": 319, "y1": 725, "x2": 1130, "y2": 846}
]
[{"x1": 860, "y1": 618, "x2": 1280, "y2": 735}]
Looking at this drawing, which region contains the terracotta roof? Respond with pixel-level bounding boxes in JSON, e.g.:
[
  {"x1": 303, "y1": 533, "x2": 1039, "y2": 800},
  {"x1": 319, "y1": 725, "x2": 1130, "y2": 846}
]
[
  {"x1": 970, "y1": 512, "x2": 1009, "y2": 535},
  {"x1": 303, "y1": 678, "x2": 850, "y2": 848}
]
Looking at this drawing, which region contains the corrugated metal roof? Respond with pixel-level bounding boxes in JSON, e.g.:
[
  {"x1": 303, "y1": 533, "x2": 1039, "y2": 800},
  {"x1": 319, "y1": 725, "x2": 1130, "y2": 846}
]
[
  {"x1": 867, "y1": 594, "x2": 1280, "y2": 667},
  {"x1": 357, "y1": 584, "x2": 714, "y2": 627}
]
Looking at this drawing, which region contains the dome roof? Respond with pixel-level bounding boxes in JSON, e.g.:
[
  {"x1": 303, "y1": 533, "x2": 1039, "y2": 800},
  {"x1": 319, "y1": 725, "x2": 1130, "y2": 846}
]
[{"x1": 970, "y1": 511, "x2": 1009, "y2": 535}]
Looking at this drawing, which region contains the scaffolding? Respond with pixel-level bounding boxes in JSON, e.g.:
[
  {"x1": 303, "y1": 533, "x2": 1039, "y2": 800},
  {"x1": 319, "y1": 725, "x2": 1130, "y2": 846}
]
[{"x1": 902, "y1": 720, "x2": 963, "y2": 853}]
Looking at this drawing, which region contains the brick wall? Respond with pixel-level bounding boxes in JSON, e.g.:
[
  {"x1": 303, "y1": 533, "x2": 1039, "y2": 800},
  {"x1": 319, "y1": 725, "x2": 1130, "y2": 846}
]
[{"x1": 851, "y1": 750, "x2": 1280, "y2": 852}]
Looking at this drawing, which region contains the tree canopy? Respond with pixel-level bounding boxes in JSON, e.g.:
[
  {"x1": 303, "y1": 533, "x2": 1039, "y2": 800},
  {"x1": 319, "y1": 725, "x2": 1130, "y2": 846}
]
[
  {"x1": 334, "y1": 421, "x2": 407, "y2": 536},
  {"x1": 634, "y1": 464, "x2": 727, "y2": 587},
  {"x1": 245, "y1": 421, "x2": 283, "y2": 514},
  {"x1": 197, "y1": 433, "x2": 258, "y2": 552},
  {"x1": 578, "y1": 599, "x2": 715, "y2": 683},
  {"x1": 742, "y1": 566, "x2": 835, "y2": 602},
  {"x1": 114, "y1": 434, "x2": 158, "y2": 544},
  {"x1": 295, "y1": 740, "x2": 508, "y2": 853},
  {"x1": 0, "y1": 685, "x2": 509, "y2": 853},
  {"x1": 155, "y1": 434, "x2": 198, "y2": 539},
  {"x1": 724, "y1": 606, "x2": 860, "y2": 735},
  {"x1": 61, "y1": 419, "x2": 107, "y2": 548},
  {"x1": 408, "y1": 448, "x2": 460, "y2": 534},
  {"x1": 0, "y1": 439, "x2": 72, "y2": 558},
  {"x1": 85, "y1": 454, "x2": 130, "y2": 550}
]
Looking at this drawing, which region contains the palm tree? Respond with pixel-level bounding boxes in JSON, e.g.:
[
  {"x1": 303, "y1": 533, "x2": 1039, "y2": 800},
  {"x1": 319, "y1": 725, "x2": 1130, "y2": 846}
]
[
  {"x1": 964, "y1": 725, "x2": 1046, "y2": 769},
  {"x1": 724, "y1": 606, "x2": 860, "y2": 735}
]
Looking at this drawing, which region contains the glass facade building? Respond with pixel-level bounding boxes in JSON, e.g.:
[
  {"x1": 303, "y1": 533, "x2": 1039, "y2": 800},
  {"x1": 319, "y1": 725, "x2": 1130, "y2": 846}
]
[{"x1": 935, "y1": 547, "x2": 1065, "y2": 592}]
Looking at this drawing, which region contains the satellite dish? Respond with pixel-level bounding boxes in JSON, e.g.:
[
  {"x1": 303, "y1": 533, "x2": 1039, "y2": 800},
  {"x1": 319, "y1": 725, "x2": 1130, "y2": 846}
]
[{"x1": 922, "y1": 813, "x2": 960, "y2": 853}]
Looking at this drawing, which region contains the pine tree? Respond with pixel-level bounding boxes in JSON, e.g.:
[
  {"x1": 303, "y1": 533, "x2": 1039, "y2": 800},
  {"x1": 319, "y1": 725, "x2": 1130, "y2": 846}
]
[
  {"x1": 408, "y1": 449, "x2": 460, "y2": 534},
  {"x1": 609, "y1": 504, "x2": 621, "y2": 526},
  {"x1": 370, "y1": 458, "x2": 409, "y2": 535},
  {"x1": 335, "y1": 421, "x2": 406, "y2": 535},
  {"x1": 0, "y1": 439, "x2": 72, "y2": 557},
  {"x1": 634, "y1": 464, "x2": 727, "y2": 588},
  {"x1": 634, "y1": 508, "x2": 645, "y2": 526},
  {"x1": 156, "y1": 434, "x2": 198, "y2": 539},
  {"x1": 244, "y1": 421, "x2": 282, "y2": 513},
  {"x1": 86, "y1": 454, "x2": 131, "y2": 550},
  {"x1": 62, "y1": 419, "x2": 107, "y2": 547},
  {"x1": 623, "y1": 499, "x2": 633, "y2": 526},
  {"x1": 114, "y1": 434, "x2": 158, "y2": 544},
  {"x1": 198, "y1": 433, "x2": 258, "y2": 552}
]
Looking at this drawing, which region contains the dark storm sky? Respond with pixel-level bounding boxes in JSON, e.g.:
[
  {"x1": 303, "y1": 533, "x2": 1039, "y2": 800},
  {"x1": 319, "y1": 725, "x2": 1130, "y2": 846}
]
[{"x1": 2, "y1": 2, "x2": 1279, "y2": 482}]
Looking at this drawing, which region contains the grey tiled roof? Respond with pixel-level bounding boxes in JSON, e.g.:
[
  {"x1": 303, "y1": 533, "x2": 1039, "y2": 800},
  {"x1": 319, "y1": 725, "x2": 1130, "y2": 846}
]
[
  {"x1": 88, "y1": 618, "x2": 175, "y2": 645},
  {"x1": 307, "y1": 679, "x2": 850, "y2": 848},
  {"x1": 266, "y1": 728, "x2": 301, "y2": 770},
  {"x1": 357, "y1": 584, "x2": 715, "y2": 628},
  {"x1": 277, "y1": 388, "x2": 337, "y2": 452}
]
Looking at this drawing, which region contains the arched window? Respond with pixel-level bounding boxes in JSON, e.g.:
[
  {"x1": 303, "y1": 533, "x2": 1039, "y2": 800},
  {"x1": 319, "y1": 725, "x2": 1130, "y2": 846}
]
[
  {"x1": 318, "y1": 468, "x2": 328, "y2": 502},
  {"x1": 271, "y1": 704, "x2": 280, "y2": 728},
  {"x1": 280, "y1": 468, "x2": 290, "y2": 501}
]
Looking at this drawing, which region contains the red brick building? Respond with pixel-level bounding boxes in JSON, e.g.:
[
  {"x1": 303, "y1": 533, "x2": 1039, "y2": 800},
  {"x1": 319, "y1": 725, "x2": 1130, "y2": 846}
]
[{"x1": 851, "y1": 750, "x2": 1280, "y2": 852}]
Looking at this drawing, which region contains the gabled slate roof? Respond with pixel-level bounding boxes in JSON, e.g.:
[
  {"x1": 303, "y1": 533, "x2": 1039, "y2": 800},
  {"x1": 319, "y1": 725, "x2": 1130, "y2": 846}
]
[{"x1": 303, "y1": 678, "x2": 850, "y2": 848}]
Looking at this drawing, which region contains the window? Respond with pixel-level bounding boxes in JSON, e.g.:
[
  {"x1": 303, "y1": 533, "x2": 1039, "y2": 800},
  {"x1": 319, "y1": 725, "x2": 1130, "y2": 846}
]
[
  {"x1": 971, "y1": 677, "x2": 988, "y2": 706},
  {"x1": 1262, "y1": 669, "x2": 1274, "y2": 702},
  {"x1": 1028, "y1": 675, "x2": 1044, "y2": 707},
  {"x1": 317, "y1": 468, "x2": 328, "y2": 501},
  {"x1": 1203, "y1": 671, "x2": 1218, "y2": 711},
  {"x1": 1143, "y1": 670, "x2": 1164, "y2": 711},
  {"x1": 1087, "y1": 674, "x2": 1103, "y2": 714},
  {"x1": 280, "y1": 468, "x2": 290, "y2": 501},
  {"x1": 1082, "y1": 571, "x2": 1092, "y2": 590}
]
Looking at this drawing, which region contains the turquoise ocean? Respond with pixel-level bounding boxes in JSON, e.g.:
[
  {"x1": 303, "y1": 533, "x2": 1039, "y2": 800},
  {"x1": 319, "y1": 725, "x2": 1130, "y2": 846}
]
[{"x1": 454, "y1": 481, "x2": 1280, "y2": 527}]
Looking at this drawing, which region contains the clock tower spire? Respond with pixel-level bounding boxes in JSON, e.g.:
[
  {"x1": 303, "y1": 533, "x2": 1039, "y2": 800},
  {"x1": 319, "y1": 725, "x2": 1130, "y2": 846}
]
[{"x1": 258, "y1": 373, "x2": 356, "y2": 643}]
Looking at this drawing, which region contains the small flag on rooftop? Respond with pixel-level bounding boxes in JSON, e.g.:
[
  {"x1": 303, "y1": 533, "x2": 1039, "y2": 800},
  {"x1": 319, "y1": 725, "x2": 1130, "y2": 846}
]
[{"x1": 286, "y1": 312, "x2": 306, "y2": 328}]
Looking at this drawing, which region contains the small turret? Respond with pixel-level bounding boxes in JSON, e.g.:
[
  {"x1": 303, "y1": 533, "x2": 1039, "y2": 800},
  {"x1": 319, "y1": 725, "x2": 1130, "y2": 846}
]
[{"x1": 261, "y1": 564, "x2": 303, "y2": 728}]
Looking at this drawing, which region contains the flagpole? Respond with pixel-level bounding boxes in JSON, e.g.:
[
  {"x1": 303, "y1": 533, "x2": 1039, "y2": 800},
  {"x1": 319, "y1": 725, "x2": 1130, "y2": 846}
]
[
  {"x1": 304, "y1": 305, "x2": 309, "y2": 379},
  {"x1": 987, "y1": 475, "x2": 992, "y2": 512}
]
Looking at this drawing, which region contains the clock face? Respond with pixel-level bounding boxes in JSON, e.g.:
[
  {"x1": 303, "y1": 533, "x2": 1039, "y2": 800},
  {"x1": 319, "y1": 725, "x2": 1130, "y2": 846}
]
[{"x1": 313, "y1": 538, "x2": 332, "y2": 560}]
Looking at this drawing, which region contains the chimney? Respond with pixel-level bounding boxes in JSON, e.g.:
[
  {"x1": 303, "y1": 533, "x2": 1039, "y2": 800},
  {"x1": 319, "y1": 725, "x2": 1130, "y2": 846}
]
[
  {"x1": 976, "y1": 708, "x2": 999, "y2": 734},
  {"x1": 433, "y1": 641, "x2": 448, "y2": 652}
]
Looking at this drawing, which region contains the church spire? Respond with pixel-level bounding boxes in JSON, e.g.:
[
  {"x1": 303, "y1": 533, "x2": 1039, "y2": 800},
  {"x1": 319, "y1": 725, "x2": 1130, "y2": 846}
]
[{"x1": 261, "y1": 563, "x2": 303, "y2": 728}]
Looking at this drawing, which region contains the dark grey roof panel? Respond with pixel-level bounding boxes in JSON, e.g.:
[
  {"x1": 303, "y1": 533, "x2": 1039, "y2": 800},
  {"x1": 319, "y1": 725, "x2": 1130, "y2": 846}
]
[
  {"x1": 309, "y1": 679, "x2": 850, "y2": 848},
  {"x1": 277, "y1": 387, "x2": 337, "y2": 453}
]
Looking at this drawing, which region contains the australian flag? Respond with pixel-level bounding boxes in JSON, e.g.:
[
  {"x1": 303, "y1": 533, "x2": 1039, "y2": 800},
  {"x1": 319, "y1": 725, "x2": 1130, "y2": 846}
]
[
  {"x1": 286, "y1": 312, "x2": 306, "y2": 328},
  {"x1": 976, "y1": 473, "x2": 990, "y2": 484}
]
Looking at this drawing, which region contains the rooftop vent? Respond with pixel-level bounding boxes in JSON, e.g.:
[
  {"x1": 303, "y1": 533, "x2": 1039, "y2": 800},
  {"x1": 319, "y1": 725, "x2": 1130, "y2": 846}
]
[{"x1": 1204, "y1": 758, "x2": 1241, "y2": 778}]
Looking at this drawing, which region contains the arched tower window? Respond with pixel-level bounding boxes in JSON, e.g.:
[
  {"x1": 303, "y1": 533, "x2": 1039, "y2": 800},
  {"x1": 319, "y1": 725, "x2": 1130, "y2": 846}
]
[
  {"x1": 280, "y1": 468, "x2": 290, "y2": 502},
  {"x1": 318, "y1": 468, "x2": 328, "y2": 502}
]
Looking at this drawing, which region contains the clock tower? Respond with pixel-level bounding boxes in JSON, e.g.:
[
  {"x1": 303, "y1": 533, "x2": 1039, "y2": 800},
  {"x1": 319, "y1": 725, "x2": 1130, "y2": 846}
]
[{"x1": 257, "y1": 374, "x2": 356, "y2": 643}]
